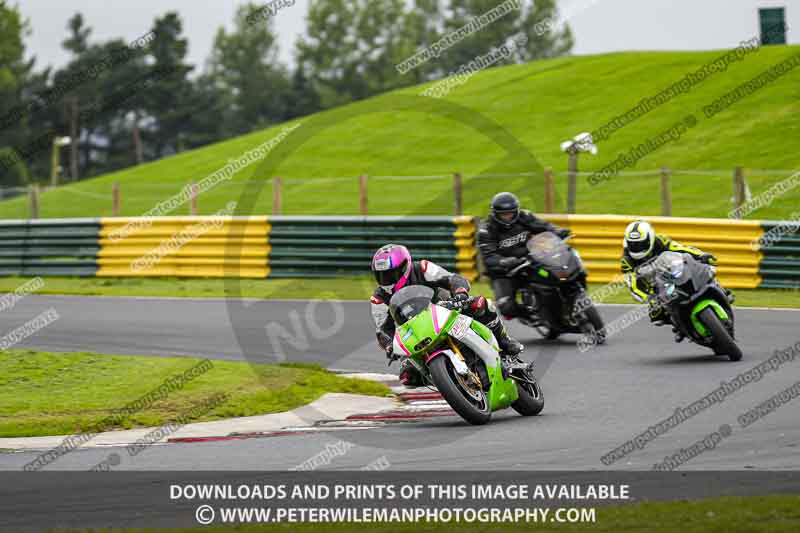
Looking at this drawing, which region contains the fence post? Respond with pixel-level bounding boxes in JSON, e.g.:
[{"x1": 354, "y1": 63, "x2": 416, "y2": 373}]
[
  {"x1": 188, "y1": 182, "x2": 198, "y2": 215},
  {"x1": 28, "y1": 184, "x2": 40, "y2": 219},
  {"x1": 453, "y1": 173, "x2": 463, "y2": 216},
  {"x1": 272, "y1": 176, "x2": 283, "y2": 215},
  {"x1": 567, "y1": 153, "x2": 578, "y2": 214},
  {"x1": 112, "y1": 182, "x2": 120, "y2": 216},
  {"x1": 50, "y1": 139, "x2": 60, "y2": 187},
  {"x1": 359, "y1": 174, "x2": 368, "y2": 215},
  {"x1": 733, "y1": 166, "x2": 746, "y2": 218},
  {"x1": 544, "y1": 167, "x2": 555, "y2": 213},
  {"x1": 660, "y1": 167, "x2": 672, "y2": 216}
]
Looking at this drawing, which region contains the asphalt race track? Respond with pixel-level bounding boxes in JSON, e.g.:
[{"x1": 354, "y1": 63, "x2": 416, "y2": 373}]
[{"x1": 1, "y1": 295, "x2": 799, "y2": 471}]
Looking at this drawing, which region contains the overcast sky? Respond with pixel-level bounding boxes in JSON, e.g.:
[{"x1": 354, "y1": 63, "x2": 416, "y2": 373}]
[{"x1": 15, "y1": 0, "x2": 797, "y2": 74}]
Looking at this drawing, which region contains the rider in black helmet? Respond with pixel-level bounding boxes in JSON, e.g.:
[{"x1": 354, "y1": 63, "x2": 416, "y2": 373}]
[
  {"x1": 491, "y1": 192, "x2": 523, "y2": 227},
  {"x1": 478, "y1": 192, "x2": 570, "y2": 319}
]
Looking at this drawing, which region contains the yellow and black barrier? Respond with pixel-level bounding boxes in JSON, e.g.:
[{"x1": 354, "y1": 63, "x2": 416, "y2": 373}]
[
  {"x1": 540, "y1": 214, "x2": 764, "y2": 289},
  {"x1": 0, "y1": 214, "x2": 789, "y2": 290},
  {"x1": 98, "y1": 217, "x2": 270, "y2": 278},
  {"x1": 96, "y1": 216, "x2": 478, "y2": 281}
]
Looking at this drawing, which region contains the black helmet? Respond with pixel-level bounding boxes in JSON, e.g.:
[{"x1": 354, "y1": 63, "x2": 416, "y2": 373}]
[{"x1": 490, "y1": 192, "x2": 520, "y2": 227}]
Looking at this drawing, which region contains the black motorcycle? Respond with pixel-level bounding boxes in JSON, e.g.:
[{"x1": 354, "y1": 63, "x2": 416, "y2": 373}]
[
  {"x1": 507, "y1": 232, "x2": 606, "y2": 343},
  {"x1": 639, "y1": 251, "x2": 742, "y2": 361}
]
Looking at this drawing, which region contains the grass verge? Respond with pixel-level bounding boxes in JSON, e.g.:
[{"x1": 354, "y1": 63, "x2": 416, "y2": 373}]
[
  {"x1": 2, "y1": 276, "x2": 798, "y2": 309},
  {"x1": 0, "y1": 350, "x2": 389, "y2": 438}
]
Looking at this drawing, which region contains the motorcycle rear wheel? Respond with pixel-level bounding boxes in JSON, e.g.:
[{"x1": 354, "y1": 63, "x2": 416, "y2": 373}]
[{"x1": 429, "y1": 356, "x2": 492, "y2": 425}]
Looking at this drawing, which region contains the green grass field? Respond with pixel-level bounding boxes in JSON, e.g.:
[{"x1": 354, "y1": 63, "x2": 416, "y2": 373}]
[
  {"x1": 3, "y1": 47, "x2": 799, "y2": 220},
  {"x1": 0, "y1": 350, "x2": 389, "y2": 438},
  {"x1": 59, "y1": 495, "x2": 800, "y2": 533},
  {"x1": 2, "y1": 276, "x2": 797, "y2": 308}
]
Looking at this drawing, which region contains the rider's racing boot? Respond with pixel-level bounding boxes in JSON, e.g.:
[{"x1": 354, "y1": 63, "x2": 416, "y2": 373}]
[
  {"x1": 672, "y1": 326, "x2": 685, "y2": 343},
  {"x1": 489, "y1": 320, "x2": 524, "y2": 358},
  {"x1": 489, "y1": 321, "x2": 527, "y2": 378},
  {"x1": 398, "y1": 360, "x2": 424, "y2": 388}
]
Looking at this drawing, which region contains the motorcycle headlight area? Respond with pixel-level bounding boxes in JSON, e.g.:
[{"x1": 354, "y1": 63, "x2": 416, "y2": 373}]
[{"x1": 669, "y1": 257, "x2": 685, "y2": 279}]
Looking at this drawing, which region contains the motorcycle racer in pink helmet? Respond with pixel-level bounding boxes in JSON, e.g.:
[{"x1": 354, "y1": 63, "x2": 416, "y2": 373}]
[{"x1": 370, "y1": 243, "x2": 523, "y2": 387}]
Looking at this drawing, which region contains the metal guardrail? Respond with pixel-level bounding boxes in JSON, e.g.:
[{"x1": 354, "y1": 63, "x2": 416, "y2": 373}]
[
  {"x1": 94, "y1": 216, "x2": 478, "y2": 280},
  {"x1": 97, "y1": 216, "x2": 269, "y2": 278},
  {"x1": 539, "y1": 214, "x2": 764, "y2": 289},
  {"x1": 759, "y1": 220, "x2": 800, "y2": 289},
  {"x1": 267, "y1": 216, "x2": 478, "y2": 280},
  {"x1": 0, "y1": 215, "x2": 795, "y2": 290},
  {"x1": 0, "y1": 219, "x2": 100, "y2": 276}
]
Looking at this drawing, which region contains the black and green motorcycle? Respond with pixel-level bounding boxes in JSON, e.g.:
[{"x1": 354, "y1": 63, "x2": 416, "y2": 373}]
[{"x1": 641, "y1": 251, "x2": 742, "y2": 361}]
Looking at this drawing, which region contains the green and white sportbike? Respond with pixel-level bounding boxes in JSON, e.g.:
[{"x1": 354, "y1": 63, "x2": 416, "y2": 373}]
[{"x1": 388, "y1": 285, "x2": 544, "y2": 425}]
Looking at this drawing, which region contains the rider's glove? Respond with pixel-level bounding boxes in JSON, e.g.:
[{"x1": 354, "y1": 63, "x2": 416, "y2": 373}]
[
  {"x1": 647, "y1": 293, "x2": 668, "y2": 313},
  {"x1": 451, "y1": 288, "x2": 470, "y2": 302},
  {"x1": 377, "y1": 331, "x2": 393, "y2": 355},
  {"x1": 385, "y1": 344, "x2": 397, "y2": 360},
  {"x1": 647, "y1": 295, "x2": 666, "y2": 320},
  {"x1": 698, "y1": 253, "x2": 717, "y2": 265},
  {"x1": 446, "y1": 289, "x2": 470, "y2": 310},
  {"x1": 556, "y1": 228, "x2": 571, "y2": 240},
  {"x1": 499, "y1": 256, "x2": 525, "y2": 269}
]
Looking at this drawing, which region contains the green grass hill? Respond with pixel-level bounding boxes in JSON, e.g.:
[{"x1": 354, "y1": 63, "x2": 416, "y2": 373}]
[{"x1": 5, "y1": 46, "x2": 799, "y2": 220}]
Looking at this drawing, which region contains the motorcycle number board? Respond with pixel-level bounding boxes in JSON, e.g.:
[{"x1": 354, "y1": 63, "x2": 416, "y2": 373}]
[{"x1": 450, "y1": 315, "x2": 472, "y2": 339}]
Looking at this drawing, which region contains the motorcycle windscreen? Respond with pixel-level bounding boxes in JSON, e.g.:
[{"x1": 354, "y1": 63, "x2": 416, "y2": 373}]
[
  {"x1": 527, "y1": 231, "x2": 571, "y2": 269},
  {"x1": 651, "y1": 252, "x2": 694, "y2": 295},
  {"x1": 639, "y1": 251, "x2": 681, "y2": 280},
  {"x1": 388, "y1": 285, "x2": 435, "y2": 326}
]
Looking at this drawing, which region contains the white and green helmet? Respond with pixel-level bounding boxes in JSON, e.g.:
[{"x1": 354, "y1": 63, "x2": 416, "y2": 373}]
[{"x1": 624, "y1": 220, "x2": 655, "y2": 260}]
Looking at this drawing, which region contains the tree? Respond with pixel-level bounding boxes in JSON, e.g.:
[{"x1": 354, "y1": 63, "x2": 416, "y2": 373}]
[
  {"x1": 402, "y1": 0, "x2": 448, "y2": 82},
  {"x1": 183, "y1": 71, "x2": 227, "y2": 149},
  {"x1": 440, "y1": 0, "x2": 522, "y2": 71},
  {"x1": 50, "y1": 13, "x2": 153, "y2": 179},
  {"x1": 517, "y1": 0, "x2": 574, "y2": 61},
  {"x1": 0, "y1": 2, "x2": 37, "y2": 188},
  {"x1": 353, "y1": 0, "x2": 420, "y2": 94},
  {"x1": 206, "y1": 3, "x2": 291, "y2": 137},
  {"x1": 144, "y1": 12, "x2": 194, "y2": 158},
  {"x1": 62, "y1": 13, "x2": 91, "y2": 55},
  {"x1": 426, "y1": 0, "x2": 573, "y2": 75},
  {"x1": 296, "y1": 0, "x2": 414, "y2": 109},
  {"x1": 285, "y1": 64, "x2": 321, "y2": 120},
  {"x1": 82, "y1": 39, "x2": 152, "y2": 173},
  {"x1": 60, "y1": 14, "x2": 92, "y2": 179}
]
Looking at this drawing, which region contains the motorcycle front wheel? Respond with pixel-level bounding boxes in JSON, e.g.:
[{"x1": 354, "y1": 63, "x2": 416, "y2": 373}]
[
  {"x1": 699, "y1": 307, "x2": 743, "y2": 362},
  {"x1": 534, "y1": 324, "x2": 561, "y2": 340},
  {"x1": 583, "y1": 304, "x2": 607, "y2": 345},
  {"x1": 511, "y1": 371, "x2": 544, "y2": 416},
  {"x1": 429, "y1": 356, "x2": 492, "y2": 425}
]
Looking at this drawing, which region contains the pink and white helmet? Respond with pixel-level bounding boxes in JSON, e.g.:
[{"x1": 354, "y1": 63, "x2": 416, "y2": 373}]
[{"x1": 371, "y1": 244, "x2": 413, "y2": 293}]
